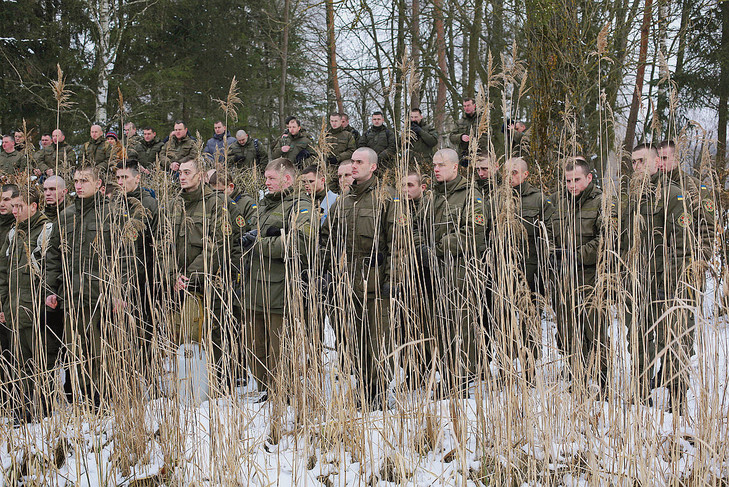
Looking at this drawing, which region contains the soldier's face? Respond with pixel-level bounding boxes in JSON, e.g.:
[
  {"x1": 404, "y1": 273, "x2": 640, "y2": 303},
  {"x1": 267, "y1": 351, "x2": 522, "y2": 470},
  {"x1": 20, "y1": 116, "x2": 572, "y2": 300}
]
[
  {"x1": 124, "y1": 124, "x2": 136, "y2": 138},
  {"x1": 0, "y1": 191, "x2": 14, "y2": 215},
  {"x1": 265, "y1": 169, "x2": 292, "y2": 193},
  {"x1": 657, "y1": 147, "x2": 678, "y2": 172},
  {"x1": 338, "y1": 164, "x2": 354, "y2": 192},
  {"x1": 330, "y1": 116, "x2": 342, "y2": 129},
  {"x1": 11, "y1": 197, "x2": 35, "y2": 223},
  {"x1": 409, "y1": 111, "x2": 422, "y2": 123},
  {"x1": 41, "y1": 135, "x2": 52, "y2": 147},
  {"x1": 52, "y1": 130, "x2": 64, "y2": 144},
  {"x1": 463, "y1": 100, "x2": 476, "y2": 115},
  {"x1": 403, "y1": 175, "x2": 425, "y2": 200},
  {"x1": 116, "y1": 168, "x2": 140, "y2": 193},
  {"x1": 303, "y1": 172, "x2": 324, "y2": 195},
  {"x1": 90, "y1": 125, "x2": 103, "y2": 140},
  {"x1": 631, "y1": 148, "x2": 658, "y2": 176},
  {"x1": 351, "y1": 151, "x2": 376, "y2": 182},
  {"x1": 507, "y1": 159, "x2": 529, "y2": 187},
  {"x1": 287, "y1": 120, "x2": 301, "y2": 136},
  {"x1": 44, "y1": 181, "x2": 67, "y2": 205},
  {"x1": 237, "y1": 134, "x2": 248, "y2": 145},
  {"x1": 371, "y1": 115, "x2": 384, "y2": 127},
  {"x1": 2, "y1": 137, "x2": 14, "y2": 153},
  {"x1": 143, "y1": 129, "x2": 156, "y2": 142},
  {"x1": 14, "y1": 132, "x2": 24, "y2": 145},
  {"x1": 474, "y1": 159, "x2": 497, "y2": 179},
  {"x1": 74, "y1": 171, "x2": 101, "y2": 198},
  {"x1": 173, "y1": 123, "x2": 186, "y2": 139},
  {"x1": 179, "y1": 162, "x2": 201, "y2": 191},
  {"x1": 341, "y1": 117, "x2": 350, "y2": 128},
  {"x1": 214, "y1": 122, "x2": 225, "y2": 135},
  {"x1": 565, "y1": 168, "x2": 592, "y2": 197},
  {"x1": 433, "y1": 156, "x2": 458, "y2": 183}
]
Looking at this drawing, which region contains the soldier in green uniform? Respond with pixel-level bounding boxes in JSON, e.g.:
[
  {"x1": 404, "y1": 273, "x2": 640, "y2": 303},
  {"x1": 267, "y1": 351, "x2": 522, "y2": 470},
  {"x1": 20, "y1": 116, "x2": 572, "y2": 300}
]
[
  {"x1": 0, "y1": 186, "x2": 57, "y2": 419},
  {"x1": 448, "y1": 98, "x2": 488, "y2": 161},
  {"x1": 302, "y1": 165, "x2": 338, "y2": 226},
  {"x1": 123, "y1": 122, "x2": 144, "y2": 161},
  {"x1": 82, "y1": 124, "x2": 118, "y2": 172},
  {"x1": 337, "y1": 161, "x2": 354, "y2": 194},
  {"x1": 165, "y1": 158, "x2": 232, "y2": 361},
  {"x1": 228, "y1": 130, "x2": 264, "y2": 170},
  {"x1": 42, "y1": 176, "x2": 69, "y2": 224},
  {"x1": 45, "y1": 166, "x2": 132, "y2": 404},
  {"x1": 272, "y1": 117, "x2": 314, "y2": 168},
  {"x1": 35, "y1": 129, "x2": 77, "y2": 177},
  {"x1": 358, "y1": 112, "x2": 396, "y2": 171},
  {"x1": 549, "y1": 157, "x2": 613, "y2": 390},
  {"x1": 472, "y1": 154, "x2": 500, "y2": 196},
  {"x1": 160, "y1": 121, "x2": 198, "y2": 172},
  {"x1": 426, "y1": 149, "x2": 487, "y2": 392},
  {"x1": 242, "y1": 158, "x2": 315, "y2": 400},
  {"x1": 407, "y1": 109, "x2": 439, "y2": 167},
  {"x1": 323, "y1": 147, "x2": 393, "y2": 407},
  {"x1": 325, "y1": 114, "x2": 357, "y2": 166},
  {"x1": 623, "y1": 143, "x2": 708, "y2": 412},
  {"x1": 0, "y1": 135, "x2": 27, "y2": 175},
  {"x1": 341, "y1": 113, "x2": 360, "y2": 144},
  {"x1": 137, "y1": 127, "x2": 164, "y2": 173}
]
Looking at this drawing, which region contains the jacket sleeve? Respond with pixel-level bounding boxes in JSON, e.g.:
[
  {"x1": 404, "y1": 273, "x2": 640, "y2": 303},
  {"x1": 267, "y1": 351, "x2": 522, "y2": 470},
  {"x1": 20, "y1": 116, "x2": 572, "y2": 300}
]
[
  {"x1": 357, "y1": 131, "x2": 369, "y2": 149},
  {"x1": 339, "y1": 134, "x2": 356, "y2": 162},
  {"x1": 380, "y1": 130, "x2": 396, "y2": 161},
  {"x1": 45, "y1": 223, "x2": 63, "y2": 298},
  {"x1": 271, "y1": 136, "x2": 286, "y2": 159},
  {"x1": 449, "y1": 120, "x2": 464, "y2": 146},
  {"x1": 420, "y1": 125, "x2": 439, "y2": 149},
  {"x1": 187, "y1": 197, "x2": 230, "y2": 289},
  {"x1": 0, "y1": 236, "x2": 10, "y2": 314}
]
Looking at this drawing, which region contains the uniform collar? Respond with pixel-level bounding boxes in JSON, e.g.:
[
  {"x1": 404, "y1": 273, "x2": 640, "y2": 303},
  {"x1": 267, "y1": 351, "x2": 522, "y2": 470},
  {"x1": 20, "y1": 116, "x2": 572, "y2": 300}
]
[
  {"x1": 433, "y1": 174, "x2": 465, "y2": 195},
  {"x1": 351, "y1": 175, "x2": 377, "y2": 196}
]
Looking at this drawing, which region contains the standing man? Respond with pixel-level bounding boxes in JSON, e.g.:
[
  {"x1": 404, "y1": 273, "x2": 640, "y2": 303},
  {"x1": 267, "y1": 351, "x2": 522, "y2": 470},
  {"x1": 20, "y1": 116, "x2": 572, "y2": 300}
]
[
  {"x1": 337, "y1": 161, "x2": 354, "y2": 194},
  {"x1": 160, "y1": 121, "x2": 198, "y2": 172},
  {"x1": 302, "y1": 165, "x2": 338, "y2": 226},
  {"x1": 449, "y1": 98, "x2": 487, "y2": 161},
  {"x1": 623, "y1": 143, "x2": 706, "y2": 412},
  {"x1": 203, "y1": 121, "x2": 237, "y2": 164},
  {"x1": 341, "y1": 113, "x2": 360, "y2": 143},
  {"x1": 325, "y1": 113, "x2": 356, "y2": 166},
  {"x1": 83, "y1": 124, "x2": 117, "y2": 172},
  {"x1": 228, "y1": 130, "x2": 264, "y2": 169},
  {"x1": 137, "y1": 127, "x2": 164, "y2": 173},
  {"x1": 358, "y1": 112, "x2": 396, "y2": 170},
  {"x1": 0, "y1": 186, "x2": 57, "y2": 419},
  {"x1": 243, "y1": 158, "x2": 315, "y2": 400},
  {"x1": 323, "y1": 147, "x2": 393, "y2": 407},
  {"x1": 0, "y1": 135, "x2": 26, "y2": 174},
  {"x1": 407, "y1": 109, "x2": 438, "y2": 166},
  {"x1": 45, "y1": 166, "x2": 129, "y2": 404},
  {"x1": 36, "y1": 129, "x2": 77, "y2": 177},
  {"x1": 272, "y1": 117, "x2": 314, "y2": 167},
  {"x1": 123, "y1": 122, "x2": 143, "y2": 160},
  {"x1": 549, "y1": 157, "x2": 612, "y2": 390}
]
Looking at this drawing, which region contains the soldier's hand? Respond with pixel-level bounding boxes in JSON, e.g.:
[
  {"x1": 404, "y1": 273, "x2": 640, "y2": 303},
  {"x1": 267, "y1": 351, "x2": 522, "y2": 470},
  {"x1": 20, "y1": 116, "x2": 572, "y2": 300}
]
[
  {"x1": 45, "y1": 168, "x2": 54, "y2": 176},
  {"x1": 140, "y1": 166, "x2": 151, "y2": 175},
  {"x1": 0, "y1": 312, "x2": 5, "y2": 324},
  {"x1": 281, "y1": 145, "x2": 291, "y2": 153},
  {"x1": 461, "y1": 134, "x2": 470, "y2": 142},
  {"x1": 410, "y1": 122, "x2": 422, "y2": 135},
  {"x1": 174, "y1": 274, "x2": 190, "y2": 292},
  {"x1": 241, "y1": 229, "x2": 258, "y2": 249},
  {"x1": 265, "y1": 226, "x2": 285, "y2": 238},
  {"x1": 46, "y1": 295, "x2": 58, "y2": 309},
  {"x1": 327, "y1": 155, "x2": 338, "y2": 166},
  {"x1": 170, "y1": 162, "x2": 180, "y2": 172},
  {"x1": 33, "y1": 168, "x2": 42, "y2": 177}
]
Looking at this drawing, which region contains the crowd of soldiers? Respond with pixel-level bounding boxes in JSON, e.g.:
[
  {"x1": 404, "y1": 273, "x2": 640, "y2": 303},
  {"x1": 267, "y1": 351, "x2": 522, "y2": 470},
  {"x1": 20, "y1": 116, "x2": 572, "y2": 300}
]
[{"x1": 0, "y1": 97, "x2": 716, "y2": 420}]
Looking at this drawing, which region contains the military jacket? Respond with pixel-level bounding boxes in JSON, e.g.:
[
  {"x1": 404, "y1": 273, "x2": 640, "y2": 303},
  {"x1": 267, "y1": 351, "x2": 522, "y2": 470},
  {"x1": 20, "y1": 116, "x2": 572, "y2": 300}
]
[
  {"x1": 449, "y1": 112, "x2": 488, "y2": 156},
  {"x1": 358, "y1": 125, "x2": 396, "y2": 166},
  {"x1": 83, "y1": 137, "x2": 117, "y2": 172},
  {"x1": 500, "y1": 181, "x2": 554, "y2": 267},
  {"x1": 244, "y1": 188, "x2": 315, "y2": 313},
  {"x1": 35, "y1": 142, "x2": 77, "y2": 173},
  {"x1": 407, "y1": 121, "x2": 438, "y2": 165},
  {"x1": 549, "y1": 182, "x2": 609, "y2": 286},
  {"x1": 666, "y1": 168, "x2": 716, "y2": 260},
  {"x1": 0, "y1": 212, "x2": 53, "y2": 329},
  {"x1": 0, "y1": 214, "x2": 16, "y2": 256},
  {"x1": 272, "y1": 129, "x2": 314, "y2": 167},
  {"x1": 326, "y1": 127, "x2": 356, "y2": 163},
  {"x1": 228, "y1": 139, "x2": 263, "y2": 169},
  {"x1": 160, "y1": 135, "x2": 197, "y2": 170},
  {"x1": 0, "y1": 151, "x2": 26, "y2": 175},
  {"x1": 137, "y1": 137, "x2": 164, "y2": 169}
]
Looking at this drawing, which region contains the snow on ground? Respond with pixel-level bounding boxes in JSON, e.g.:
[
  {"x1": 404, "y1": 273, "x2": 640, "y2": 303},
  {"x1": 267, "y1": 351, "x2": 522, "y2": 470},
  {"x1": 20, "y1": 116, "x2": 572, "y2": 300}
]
[{"x1": 1, "y1": 273, "x2": 728, "y2": 486}]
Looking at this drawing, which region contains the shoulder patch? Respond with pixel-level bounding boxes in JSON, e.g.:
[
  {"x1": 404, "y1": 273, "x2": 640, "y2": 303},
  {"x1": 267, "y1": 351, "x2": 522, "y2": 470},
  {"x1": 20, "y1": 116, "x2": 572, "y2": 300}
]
[
  {"x1": 235, "y1": 215, "x2": 246, "y2": 227},
  {"x1": 300, "y1": 208, "x2": 309, "y2": 214},
  {"x1": 546, "y1": 199, "x2": 552, "y2": 205},
  {"x1": 222, "y1": 221, "x2": 232, "y2": 236},
  {"x1": 677, "y1": 194, "x2": 684, "y2": 201},
  {"x1": 701, "y1": 184, "x2": 707, "y2": 190},
  {"x1": 392, "y1": 197, "x2": 400, "y2": 202},
  {"x1": 396, "y1": 214, "x2": 407, "y2": 226},
  {"x1": 476, "y1": 197, "x2": 482, "y2": 203},
  {"x1": 677, "y1": 212, "x2": 692, "y2": 228},
  {"x1": 251, "y1": 204, "x2": 257, "y2": 209},
  {"x1": 702, "y1": 199, "x2": 715, "y2": 213},
  {"x1": 474, "y1": 214, "x2": 485, "y2": 226}
]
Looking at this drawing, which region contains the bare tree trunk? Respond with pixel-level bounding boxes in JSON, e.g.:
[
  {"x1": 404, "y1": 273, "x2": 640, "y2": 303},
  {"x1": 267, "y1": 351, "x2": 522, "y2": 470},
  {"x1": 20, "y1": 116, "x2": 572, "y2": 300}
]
[
  {"x1": 656, "y1": 0, "x2": 670, "y2": 132},
  {"x1": 623, "y1": 0, "x2": 653, "y2": 163},
  {"x1": 675, "y1": 0, "x2": 692, "y2": 76},
  {"x1": 717, "y1": 1, "x2": 729, "y2": 170},
  {"x1": 279, "y1": 0, "x2": 291, "y2": 130},
  {"x1": 326, "y1": 0, "x2": 343, "y2": 113},
  {"x1": 93, "y1": 0, "x2": 114, "y2": 124},
  {"x1": 411, "y1": 0, "x2": 421, "y2": 108},
  {"x1": 434, "y1": 0, "x2": 448, "y2": 132},
  {"x1": 466, "y1": 0, "x2": 483, "y2": 98},
  {"x1": 393, "y1": 0, "x2": 406, "y2": 125}
]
